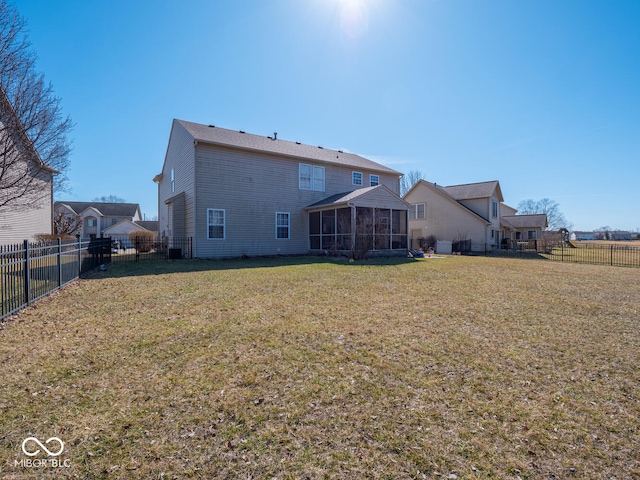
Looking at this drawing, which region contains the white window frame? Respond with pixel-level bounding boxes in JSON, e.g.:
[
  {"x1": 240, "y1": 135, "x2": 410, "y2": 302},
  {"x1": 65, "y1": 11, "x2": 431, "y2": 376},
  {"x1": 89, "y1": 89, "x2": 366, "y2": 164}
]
[
  {"x1": 299, "y1": 164, "x2": 325, "y2": 191},
  {"x1": 492, "y1": 201, "x2": 498, "y2": 218},
  {"x1": 528, "y1": 230, "x2": 537, "y2": 240},
  {"x1": 370, "y1": 174, "x2": 379, "y2": 186},
  {"x1": 207, "y1": 208, "x2": 225, "y2": 240},
  {"x1": 409, "y1": 203, "x2": 425, "y2": 220},
  {"x1": 352, "y1": 171, "x2": 363, "y2": 186},
  {"x1": 276, "y1": 212, "x2": 290, "y2": 239},
  {"x1": 313, "y1": 165, "x2": 325, "y2": 191}
]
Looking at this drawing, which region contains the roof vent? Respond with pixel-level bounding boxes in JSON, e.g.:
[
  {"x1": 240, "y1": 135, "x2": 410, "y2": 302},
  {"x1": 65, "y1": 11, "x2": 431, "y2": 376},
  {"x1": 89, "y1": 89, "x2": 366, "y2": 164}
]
[
  {"x1": 273, "y1": 132, "x2": 277, "y2": 140},
  {"x1": 318, "y1": 146, "x2": 323, "y2": 149},
  {"x1": 296, "y1": 141, "x2": 301, "y2": 145},
  {"x1": 338, "y1": 150, "x2": 343, "y2": 153},
  {"x1": 208, "y1": 124, "x2": 215, "y2": 128},
  {"x1": 239, "y1": 130, "x2": 245, "y2": 134}
]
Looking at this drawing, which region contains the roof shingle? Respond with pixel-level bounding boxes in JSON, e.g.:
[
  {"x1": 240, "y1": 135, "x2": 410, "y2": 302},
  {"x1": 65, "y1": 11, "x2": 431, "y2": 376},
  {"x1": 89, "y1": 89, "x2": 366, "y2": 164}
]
[{"x1": 176, "y1": 119, "x2": 401, "y2": 175}]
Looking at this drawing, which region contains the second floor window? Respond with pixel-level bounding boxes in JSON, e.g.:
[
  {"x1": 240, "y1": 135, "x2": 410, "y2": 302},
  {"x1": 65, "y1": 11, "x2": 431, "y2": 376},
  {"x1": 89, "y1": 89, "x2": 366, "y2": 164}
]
[
  {"x1": 370, "y1": 174, "x2": 379, "y2": 186},
  {"x1": 409, "y1": 204, "x2": 425, "y2": 220},
  {"x1": 299, "y1": 164, "x2": 325, "y2": 191},
  {"x1": 492, "y1": 201, "x2": 498, "y2": 218},
  {"x1": 352, "y1": 171, "x2": 363, "y2": 186}
]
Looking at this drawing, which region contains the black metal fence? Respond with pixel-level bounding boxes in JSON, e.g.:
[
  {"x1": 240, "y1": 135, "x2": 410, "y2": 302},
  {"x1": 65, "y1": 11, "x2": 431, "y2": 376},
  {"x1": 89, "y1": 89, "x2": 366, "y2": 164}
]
[
  {"x1": 543, "y1": 242, "x2": 640, "y2": 268},
  {"x1": 1, "y1": 236, "x2": 193, "y2": 321},
  {"x1": 107, "y1": 236, "x2": 192, "y2": 262},
  {"x1": 1, "y1": 238, "x2": 107, "y2": 321}
]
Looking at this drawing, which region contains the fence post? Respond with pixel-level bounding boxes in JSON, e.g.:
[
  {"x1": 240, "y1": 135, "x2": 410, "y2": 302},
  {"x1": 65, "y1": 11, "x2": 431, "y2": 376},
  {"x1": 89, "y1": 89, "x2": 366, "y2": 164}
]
[
  {"x1": 23, "y1": 240, "x2": 31, "y2": 305},
  {"x1": 611, "y1": 244, "x2": 614, "y2": 266},
  {"x1": 57, "y1": 238, "x2": 62, "y2": 288},
  {"x1": 77, "y1": 235, "x2": 82, "y2": 277}
]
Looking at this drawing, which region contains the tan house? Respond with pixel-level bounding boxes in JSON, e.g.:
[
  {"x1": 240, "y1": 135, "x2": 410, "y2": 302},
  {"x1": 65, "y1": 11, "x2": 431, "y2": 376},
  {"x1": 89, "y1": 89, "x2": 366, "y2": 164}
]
[
  {"x1": 153, "y1": 119, "x2": 409, "y2": 258},
  {"x1": 404, "y1": 180, "x2": 547, "y2": 252},
  {"x1": 0, "y1": 86, "x2": 57, "y2": 244}
]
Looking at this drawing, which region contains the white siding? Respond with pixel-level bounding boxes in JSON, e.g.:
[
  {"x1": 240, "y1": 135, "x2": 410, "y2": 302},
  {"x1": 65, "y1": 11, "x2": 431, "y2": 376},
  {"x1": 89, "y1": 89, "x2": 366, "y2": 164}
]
[{"x1": 0, "y1": 173, "x2": 52, "y2": 245}]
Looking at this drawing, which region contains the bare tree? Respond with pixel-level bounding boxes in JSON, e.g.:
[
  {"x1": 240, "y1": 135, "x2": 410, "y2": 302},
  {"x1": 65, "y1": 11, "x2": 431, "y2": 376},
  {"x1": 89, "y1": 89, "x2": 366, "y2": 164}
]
[
  {"x1": 93, "y1": 195, "x2": 126, "y2": 203},
  {"x1": 517, "y1": 198, "x2": 572, "y2": 231},
  {"x1": 400, "y1": 170, "x2": 426, "y2": 196},
  {"x1": 594, "y1": 226, "x2": 612, "y2": 241},
  {"x1": 0, "y1": 0, "x2": 72, "y2": 212},
  {"x1": 52, "y1": 209, "x2": 82, "y2": 236}
]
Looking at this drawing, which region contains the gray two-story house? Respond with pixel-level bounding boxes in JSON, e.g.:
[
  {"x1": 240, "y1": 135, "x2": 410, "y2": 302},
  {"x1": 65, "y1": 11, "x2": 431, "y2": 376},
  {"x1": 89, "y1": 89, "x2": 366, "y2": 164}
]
[{"x1": 154, "y1": 119, "x2": 409, "y2": 258}]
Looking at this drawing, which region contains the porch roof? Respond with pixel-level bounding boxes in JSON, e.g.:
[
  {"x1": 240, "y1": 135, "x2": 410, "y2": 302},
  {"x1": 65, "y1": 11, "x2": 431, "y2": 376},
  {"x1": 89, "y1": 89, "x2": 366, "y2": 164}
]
[
  {"x1": 502, "y1": 214, "x2": 548, "y2": 229},
  {"x1": 304, "y1": 185, "x2": 410, "y2": 211}
]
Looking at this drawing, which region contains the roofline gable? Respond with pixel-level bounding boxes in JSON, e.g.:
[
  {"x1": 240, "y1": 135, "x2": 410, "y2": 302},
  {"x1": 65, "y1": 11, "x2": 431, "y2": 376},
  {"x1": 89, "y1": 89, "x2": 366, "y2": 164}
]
[{"x1": 406, "y1": 180, "x2": 491, "y2": 225}]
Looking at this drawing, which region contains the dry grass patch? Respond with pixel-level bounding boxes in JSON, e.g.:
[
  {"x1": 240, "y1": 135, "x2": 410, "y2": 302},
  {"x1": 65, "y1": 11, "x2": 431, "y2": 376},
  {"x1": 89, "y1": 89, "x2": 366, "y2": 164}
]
[{"x1": 1, "y1": 256, "x2": 639, "y2": 479}]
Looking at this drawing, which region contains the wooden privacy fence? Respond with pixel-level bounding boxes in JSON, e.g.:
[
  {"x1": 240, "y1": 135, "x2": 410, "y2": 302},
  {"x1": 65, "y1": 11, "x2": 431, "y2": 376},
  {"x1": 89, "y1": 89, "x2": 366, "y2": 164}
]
[{"x1": 0, "y1": 237, "x2": 109, "y2": 321}]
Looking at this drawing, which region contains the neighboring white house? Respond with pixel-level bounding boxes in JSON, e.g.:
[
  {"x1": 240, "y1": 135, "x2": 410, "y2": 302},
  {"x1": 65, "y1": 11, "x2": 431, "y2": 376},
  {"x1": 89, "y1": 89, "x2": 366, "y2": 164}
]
[
  {"x1": 154, "y1": 119, "x2": 409, "y2": 258},
  {"x1": 0, "y1": 86, "x2": 57, "y2": 245},
  {"x1": 404, "y1": 180, "x2": 548, "y2": 252},
  {"x1": 54, "y1": 201, "x2": 147, "y2": 240}
]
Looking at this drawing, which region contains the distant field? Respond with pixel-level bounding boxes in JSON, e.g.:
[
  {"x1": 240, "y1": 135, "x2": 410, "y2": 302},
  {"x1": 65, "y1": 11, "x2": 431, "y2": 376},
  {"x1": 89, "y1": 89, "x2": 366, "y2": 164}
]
[
  {"x1": 574, "y1": 240, "x2": 640, "y2": 247},
  {"x1": 1, "y1": 256, "x2": 638, "y2": 479}
]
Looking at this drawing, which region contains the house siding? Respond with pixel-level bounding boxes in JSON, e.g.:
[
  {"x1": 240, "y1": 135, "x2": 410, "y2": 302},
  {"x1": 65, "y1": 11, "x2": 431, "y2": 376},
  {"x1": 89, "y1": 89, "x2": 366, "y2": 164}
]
[
  {"x1": 193, "y1": 143, "x2": 399, "y2": 258},
  {"x1": 405, "y1": 182, "x2": 488, "y2": 248},
  {"x1": 0, "y1": 172, "x2": 53, "y2": 244},
  {"x1": 157, "y1": 121, "x2": 196, "y2": 241}
]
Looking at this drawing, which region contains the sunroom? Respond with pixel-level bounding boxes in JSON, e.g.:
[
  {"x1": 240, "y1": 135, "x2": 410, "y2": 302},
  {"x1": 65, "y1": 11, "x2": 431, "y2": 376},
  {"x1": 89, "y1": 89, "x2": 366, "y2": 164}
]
[{"x1": 305, "y1": 185, "x2": 410, "y2": 257}]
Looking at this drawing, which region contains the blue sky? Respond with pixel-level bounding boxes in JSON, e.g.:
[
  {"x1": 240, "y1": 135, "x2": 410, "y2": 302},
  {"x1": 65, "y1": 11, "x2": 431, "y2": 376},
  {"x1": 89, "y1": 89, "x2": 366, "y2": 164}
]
[{"x1": 13, "y1": 0, "x2": 640, "y2": 231}]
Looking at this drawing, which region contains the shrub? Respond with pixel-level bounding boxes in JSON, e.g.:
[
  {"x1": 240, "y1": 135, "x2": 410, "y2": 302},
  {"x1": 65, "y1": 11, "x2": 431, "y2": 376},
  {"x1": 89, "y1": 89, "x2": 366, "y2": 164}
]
[{"x1": 128, "y1": 230, "x2": 156, "y2": 253}]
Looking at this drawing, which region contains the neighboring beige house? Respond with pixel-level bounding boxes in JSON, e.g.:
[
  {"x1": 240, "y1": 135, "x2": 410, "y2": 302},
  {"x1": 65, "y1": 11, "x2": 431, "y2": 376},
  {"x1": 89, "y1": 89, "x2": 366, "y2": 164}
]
[
  {"x1": 404, "y1": 180, "x2": 548, "y2": 252},
  {"x1": 0, "y1": 87, "x2": 57, "y2": 245},
  {"x1": 54, "y1": 201, "x2": 147, "y2": 240},
  {"x1": 154, "y1": 119, "x2": 409, "y2": 258}
]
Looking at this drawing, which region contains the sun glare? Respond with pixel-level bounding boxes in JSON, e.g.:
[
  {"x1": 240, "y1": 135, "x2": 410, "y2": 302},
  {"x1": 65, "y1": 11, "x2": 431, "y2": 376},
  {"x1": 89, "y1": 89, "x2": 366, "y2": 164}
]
[{"x1": 335, "y1": 0, "x2": 372, "y2": 39}]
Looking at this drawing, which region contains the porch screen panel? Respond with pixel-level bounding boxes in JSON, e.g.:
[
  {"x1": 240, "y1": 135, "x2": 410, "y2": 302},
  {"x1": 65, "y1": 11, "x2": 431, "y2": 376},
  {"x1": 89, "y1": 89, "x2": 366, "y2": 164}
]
[
  {"x1": 374, "y1": 209, "x2": 391, "y2": 250},
  {"x1": 321, "y1": 210, "x2": 336, "y2": 250},
  {"x1": 392, "y1": 210, "x2": 408, "y2": 249},
  {"x1": 355, "y1": 207, "x2": 373, "y2": 253},
  {"x1": 309, "y1": 211, "x2": 321, "y2": 249},
  {"x1": 336, "y1": 208, "x2": 351, "y2": 250}
]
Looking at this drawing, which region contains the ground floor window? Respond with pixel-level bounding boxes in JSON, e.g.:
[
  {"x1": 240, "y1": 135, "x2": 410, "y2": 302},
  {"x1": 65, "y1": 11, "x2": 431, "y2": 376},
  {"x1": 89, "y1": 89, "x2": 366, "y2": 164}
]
[
  {"x1": 528, "y1": 230, "x2": 537, "y2": 240},
  {"x1": 207, "y1": 208, "x2": 225, "y2": 239},
  {"x1": 309, "y1": 207, "x2": 407, "y2": 251},
  {"x1": 276, "y1": 212, "x2": 290, "y2": 239}
]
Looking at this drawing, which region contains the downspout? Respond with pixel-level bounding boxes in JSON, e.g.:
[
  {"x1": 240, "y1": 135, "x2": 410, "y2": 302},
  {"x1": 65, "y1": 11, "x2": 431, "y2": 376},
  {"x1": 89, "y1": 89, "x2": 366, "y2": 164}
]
[{"x1": 349, "y1": 203, "x2": 356, "y2": 253}]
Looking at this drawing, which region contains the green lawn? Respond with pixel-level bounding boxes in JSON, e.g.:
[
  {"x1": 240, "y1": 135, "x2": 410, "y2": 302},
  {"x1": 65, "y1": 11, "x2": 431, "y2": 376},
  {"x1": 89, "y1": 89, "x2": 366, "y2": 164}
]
[{"x1": 1, "y1": 256, "x2": 639, "y2": 479}]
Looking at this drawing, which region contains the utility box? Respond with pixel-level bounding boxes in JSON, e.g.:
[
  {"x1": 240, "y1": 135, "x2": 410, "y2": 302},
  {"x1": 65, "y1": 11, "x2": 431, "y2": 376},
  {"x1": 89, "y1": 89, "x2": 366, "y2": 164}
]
[
  {"x1": 168, "y1": 248, "x2": 182, "y2": 259},
  {"x1": 436, "y1": 240, "x2": 452, "y2": 255}
]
